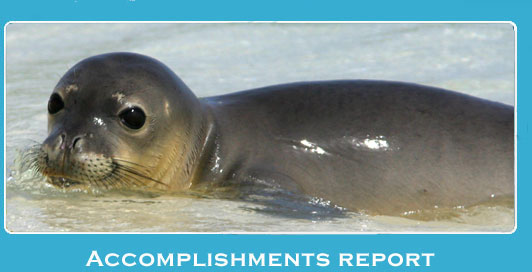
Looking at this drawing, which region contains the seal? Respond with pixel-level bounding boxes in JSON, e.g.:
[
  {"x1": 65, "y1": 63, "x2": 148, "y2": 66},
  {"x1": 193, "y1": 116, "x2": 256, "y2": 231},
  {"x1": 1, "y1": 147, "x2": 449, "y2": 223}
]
[{"x1": 33, "y1": 52, "x2": 514, "y2": 216}]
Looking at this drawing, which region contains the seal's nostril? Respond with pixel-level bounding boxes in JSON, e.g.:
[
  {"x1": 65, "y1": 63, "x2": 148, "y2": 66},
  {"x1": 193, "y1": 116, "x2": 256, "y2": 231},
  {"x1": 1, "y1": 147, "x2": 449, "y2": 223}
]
[
  {"x1": 59, "y1": 133, "x2": 66, "y2": 150},
  {"x1": 72, "y1": 136, "x2": 82, "y2": 149}
]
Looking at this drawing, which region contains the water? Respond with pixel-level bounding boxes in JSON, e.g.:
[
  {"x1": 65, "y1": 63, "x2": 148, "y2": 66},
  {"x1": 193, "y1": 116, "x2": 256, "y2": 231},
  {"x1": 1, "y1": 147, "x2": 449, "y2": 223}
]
[{"x1": 5, "y1": 23, "x2": 515, "y2": 232}]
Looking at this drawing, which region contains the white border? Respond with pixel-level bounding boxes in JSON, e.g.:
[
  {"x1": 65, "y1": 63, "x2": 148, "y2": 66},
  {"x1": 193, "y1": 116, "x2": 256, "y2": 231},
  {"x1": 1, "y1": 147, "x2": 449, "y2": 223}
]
[{"x1": 3, "y1": 21, "x2": 518, "y2": 235}]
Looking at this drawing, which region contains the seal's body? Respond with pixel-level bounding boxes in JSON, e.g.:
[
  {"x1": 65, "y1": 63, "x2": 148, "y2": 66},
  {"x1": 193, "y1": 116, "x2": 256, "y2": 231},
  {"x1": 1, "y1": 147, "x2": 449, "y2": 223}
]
[
  {"x1": 36, "y1": 53, "x2": 513, "y2": 215},
  {"x1": 199, "y1": 82, "x2": 513, "y2": 214}
]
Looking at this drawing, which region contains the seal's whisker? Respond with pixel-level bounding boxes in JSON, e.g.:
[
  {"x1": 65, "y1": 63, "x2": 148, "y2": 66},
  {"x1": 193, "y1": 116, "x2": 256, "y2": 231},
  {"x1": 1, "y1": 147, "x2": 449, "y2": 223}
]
[
  {"x1": 110, "y1": 173, "x2": 133, "y2": 188},
  {"x1": 109, "y1": 171, "x2": 129, "y2": 188},
  {"x1": 115, "y1": 164, "x2": 166, "y2": 187},
  {"x1": 113, "y1": 158, "x2": 149, "y2": 168},
  {"x1": 95, "y1": 175, "x2": 111, "y2": 190},
  {"x1": 112, "y1": 158, "x2": 157, "y2": 175},
  {"x1": 115, "y1": 164, "x2": 167, "y2": 187},
  {"x1": 101, "y1": 172, "x2": 122, "y2": 189},
  {"x1": 121, "y1": 173, "x2": 147, "y2": 188},
  {"x1": 112, "y1": 170, "x2": 148, "y2": 187},
  {"x1": 108, "y1": 170, "x2": 135, "y2": 187}
]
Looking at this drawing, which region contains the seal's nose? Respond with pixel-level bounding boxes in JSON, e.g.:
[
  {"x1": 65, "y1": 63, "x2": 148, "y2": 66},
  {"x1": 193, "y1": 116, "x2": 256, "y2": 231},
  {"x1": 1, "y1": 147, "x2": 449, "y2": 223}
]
[{"x1": 43, "y1": 130, "x2": 87, "y2": 154}]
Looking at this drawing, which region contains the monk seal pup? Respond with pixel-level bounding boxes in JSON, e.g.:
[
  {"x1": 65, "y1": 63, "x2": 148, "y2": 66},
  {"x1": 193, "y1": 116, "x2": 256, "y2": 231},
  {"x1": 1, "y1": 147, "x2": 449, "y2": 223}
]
[{"x1": 32, "y1": 52, "x2": 513, "y2": 216}]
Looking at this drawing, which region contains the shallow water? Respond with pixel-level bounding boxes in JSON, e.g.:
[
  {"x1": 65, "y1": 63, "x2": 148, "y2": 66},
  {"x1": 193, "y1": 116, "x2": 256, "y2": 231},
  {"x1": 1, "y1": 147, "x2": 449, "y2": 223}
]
[{"x1": 5, "y1": 23, "x2": 515, "y2": 232}]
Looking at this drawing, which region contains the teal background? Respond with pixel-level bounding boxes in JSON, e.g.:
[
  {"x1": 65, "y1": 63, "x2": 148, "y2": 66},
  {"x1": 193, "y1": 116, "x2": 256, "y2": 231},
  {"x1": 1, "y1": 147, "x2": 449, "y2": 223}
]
[{"x1": 0, "y1": 0, "x2": 527, "y2": 271}]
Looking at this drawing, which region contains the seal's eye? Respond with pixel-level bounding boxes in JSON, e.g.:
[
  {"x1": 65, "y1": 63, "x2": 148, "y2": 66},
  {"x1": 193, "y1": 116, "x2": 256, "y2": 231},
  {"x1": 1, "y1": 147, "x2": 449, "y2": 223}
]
[
  {"x1": 119, "y1": 107, "x2": 146, "y2": 130},
  {"x1": 48, "y1": 93, "x2": 64, "y2": 114}
]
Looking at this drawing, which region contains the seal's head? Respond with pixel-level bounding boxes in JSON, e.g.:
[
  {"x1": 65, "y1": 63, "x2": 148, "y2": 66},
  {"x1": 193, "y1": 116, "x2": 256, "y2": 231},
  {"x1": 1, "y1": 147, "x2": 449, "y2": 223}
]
[{"x1": 35, "y1": 52, "x2": 208, "y2": 190}]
